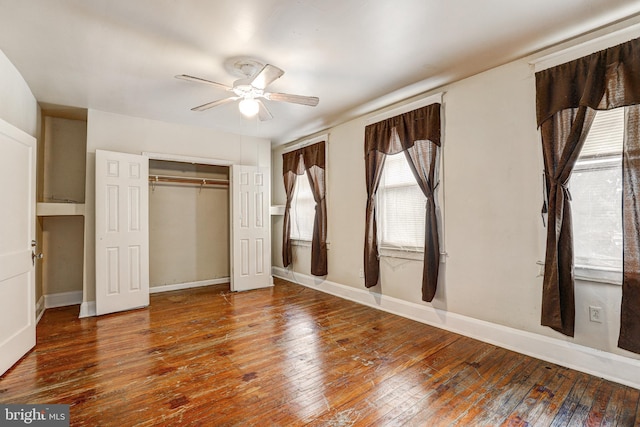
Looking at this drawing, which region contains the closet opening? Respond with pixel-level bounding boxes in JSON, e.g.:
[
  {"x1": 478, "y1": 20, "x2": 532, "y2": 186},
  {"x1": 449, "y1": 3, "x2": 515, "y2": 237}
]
[{"x1": 148, "y1": 159, "x2": 230, "y2": 294}]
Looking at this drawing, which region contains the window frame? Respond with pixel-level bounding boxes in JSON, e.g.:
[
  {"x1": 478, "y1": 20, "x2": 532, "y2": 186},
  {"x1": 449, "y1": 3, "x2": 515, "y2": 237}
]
[
  {"x1": 289, "y1": 172, "x2": 315, "y2": 243},
  {"x1": 571, "y1": 140, "x2": 623, "y2": 286},
  {"x1": 531, "y1": 26, "x2": 640, "y2": 286},
  {"x1": 364, "y1": 93, "x2": 445, "y2": 262},
  {"x1": 376, "y1": 151, "x2": 427, "y2": 258},
  {"x1": 282, "y1": 134, "x2": 329, "y2": 245}
]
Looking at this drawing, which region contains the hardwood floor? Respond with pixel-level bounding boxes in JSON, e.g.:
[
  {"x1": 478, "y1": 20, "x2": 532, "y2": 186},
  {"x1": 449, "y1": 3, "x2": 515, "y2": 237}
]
[{"x1": 1, "y1": 278, "x2": 638, "y2": 426}]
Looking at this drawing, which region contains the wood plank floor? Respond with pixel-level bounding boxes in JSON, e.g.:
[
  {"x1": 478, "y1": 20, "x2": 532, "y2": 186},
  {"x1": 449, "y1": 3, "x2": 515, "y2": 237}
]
[{"x1": 1, "y1": 278, "x2": 638, "y2": 426}]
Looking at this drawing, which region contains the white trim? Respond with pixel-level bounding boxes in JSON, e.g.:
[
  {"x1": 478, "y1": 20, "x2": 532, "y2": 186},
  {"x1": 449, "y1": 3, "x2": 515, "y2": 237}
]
[
  {"x1": 142, "y1": 151, "x2": 234, "y2": 166},
  {"x1": 149, "y1": 278, "x2": 229, "y2": 294},
  {"x1": 44, "y1": 291, "x2": 83, "y2": 309},
  {"x1": 272, "y1": 266, "x2": 640, "y2": 390},
  {"x1": 531, "y1": 23, "x2": 640, "y2": 72},
  {"x1": 366, "y1": 92, "x2": 443, "y2": 125},
  {"x1": 79, "y1": 301, "x2": 96, "y2": 318},
  {"x1": 35, "y1": 296, "x2": 45, "y2": 324}
]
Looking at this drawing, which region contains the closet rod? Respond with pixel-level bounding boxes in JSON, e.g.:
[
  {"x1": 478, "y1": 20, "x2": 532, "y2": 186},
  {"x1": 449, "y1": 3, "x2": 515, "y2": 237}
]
[{"x1": 148, "y1": 174, "x2": 229, "y2": 186}]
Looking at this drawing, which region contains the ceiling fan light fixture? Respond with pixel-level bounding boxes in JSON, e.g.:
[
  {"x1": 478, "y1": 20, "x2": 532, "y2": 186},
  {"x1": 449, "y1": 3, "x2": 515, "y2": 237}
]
[{"x1": 238, "y1": 98, "x2": 260, "y2": 117}]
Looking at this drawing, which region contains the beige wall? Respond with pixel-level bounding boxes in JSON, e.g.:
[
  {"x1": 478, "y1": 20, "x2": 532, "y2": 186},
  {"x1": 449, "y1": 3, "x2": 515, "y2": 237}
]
[
  {"x1": 41, "y1": 216, "x2": 84, "y2": 294},
  {"x1": 149, "y1": 161, "x2": 229, "y2": 287},
  {"x1": 0, "y1": 49, "x2": 38, "y2": 138},
  {"x1": 0, "y1": 49, "x2": 41, "y2": 302},
  {"x1": 272, "y1": 44, "x2": 640, "y2": 361},
  {"x1": 43, "y1": 117, "x2": 86, "y2": 203},
  {"x1": 84, "y1": 110, "x2": 271, "y2": 303}
]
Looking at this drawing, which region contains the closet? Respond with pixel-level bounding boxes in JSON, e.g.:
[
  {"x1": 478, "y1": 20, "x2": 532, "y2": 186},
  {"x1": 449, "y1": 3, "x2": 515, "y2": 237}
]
[
  {"x1": 36, "y1": 107, "x2": 87, "y2": 313},
  {"x1": 148, "y1": 160, "x2": 230, "y2": 291}
]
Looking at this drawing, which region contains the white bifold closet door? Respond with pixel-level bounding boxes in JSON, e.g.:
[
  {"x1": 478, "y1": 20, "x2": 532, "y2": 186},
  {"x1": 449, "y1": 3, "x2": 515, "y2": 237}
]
[
  {"x1": 95, "y1": 152, "x2": 270, "y2": 315},
  {"x1": 95, "y1": 149, "x2": 149, "y2": 316},
  {"x1": 231, "y1": 165, "x2": 271, "y2": 291}
]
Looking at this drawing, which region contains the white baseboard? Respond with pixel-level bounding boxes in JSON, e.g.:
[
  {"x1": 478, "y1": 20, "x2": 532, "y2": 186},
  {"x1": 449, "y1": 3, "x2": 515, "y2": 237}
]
[
  {"x1": 79, "y1": 301, "x2": 96, "y2": 318},
  {"x1": 272, "y1": 266, "x2": 640, "y2": 390},
  {"x1": 44, "y1": 291, "x2": 83, "y2": 309},
  {"x1": 35, "y1": 295, "x2": 45, "y2": 324},
  {"x1": 78, "y1": 278, "x2": 230, "y2": 318},
  {"x1": 149, "y1": 277, "x2": 230, "y2": 294}
]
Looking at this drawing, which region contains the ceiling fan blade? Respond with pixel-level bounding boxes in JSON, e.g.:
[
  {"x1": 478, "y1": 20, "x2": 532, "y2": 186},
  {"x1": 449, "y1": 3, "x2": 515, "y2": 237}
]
[
  {"x1": 191, "y1": 97, "x2": 239, "y2": 112},
  {"x1": 250, "y1": 64, "x2": 284, "y2": 90},
  {"x1": 256, "y1": 100, "x2": 273, "y2": 121},
  {"x1": 175, "y1": 74, "x2": 232, "y2": 91},
  {"x1": 268, "y1": 92, "x2": 319, "y2": 107}
]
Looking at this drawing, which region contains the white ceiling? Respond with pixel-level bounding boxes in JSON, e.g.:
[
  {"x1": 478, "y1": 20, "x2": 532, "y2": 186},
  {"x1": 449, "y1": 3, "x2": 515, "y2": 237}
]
[{"x1": 1, "y1": 1, "x2": 640, "y2": 144}]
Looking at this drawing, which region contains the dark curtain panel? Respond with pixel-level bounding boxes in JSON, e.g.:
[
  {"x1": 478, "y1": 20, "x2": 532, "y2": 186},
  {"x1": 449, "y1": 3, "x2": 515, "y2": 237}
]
[
  {"x1": 364, "y1": 149, "x2": 386, "y2": 288},
  {"x1": 620, "y1": 105, "x2": 640, "y2": 353},
  {"x1": 404, "y1": 141, "x2": 441, "y2": 301},
  {"x1": 282, "y1": 151, "x2": 302, "y2": 268},
  {"x1": 303, "y1": 142, "x2": 328, "y2": 276},
  {"x1": 539, "y1": 106, "x2": 595, "y2": 336},
  {"x1": 281, "y1": 141, "x2": 327, "y2": 276},
  {"x1": 363, "y1": 104, "x2": 441, "y2": 301},
  {"x1": 535, "y1": 37, "x2": 640, "y2": 350}
]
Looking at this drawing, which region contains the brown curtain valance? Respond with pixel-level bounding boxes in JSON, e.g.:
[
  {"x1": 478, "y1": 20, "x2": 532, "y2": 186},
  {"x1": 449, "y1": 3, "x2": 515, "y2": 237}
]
[
  {"x1": 364, "y1": 103, "x2": 441, "y2": 302},
  {"x1": 365, "y1": 104, "x2": 441, "y2": 155},
  {"x1": 283, "y1": 141, "x2": 326, "y2": 174},
  {"x1": 536, "y1": 37, "x2": 640, "y2": 125},
  {"x1": 535, "y1": 36, "x2": 640, "y2": 354},
  {"x1": 282, "y1": 141, "x2": 328, "y2": 276}
]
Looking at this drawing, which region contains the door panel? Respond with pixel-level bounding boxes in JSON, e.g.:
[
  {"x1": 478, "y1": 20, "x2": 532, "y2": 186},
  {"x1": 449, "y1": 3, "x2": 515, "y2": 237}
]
[
  {"x1": 0, "y1": 118, "x2": 36, "y2": 376},
  {"x1": 231, "y1": 165, "x2": 271, "y2": 291},
  {"x1": 95, "y1": 150, "x2": 149, "y2": 315}
]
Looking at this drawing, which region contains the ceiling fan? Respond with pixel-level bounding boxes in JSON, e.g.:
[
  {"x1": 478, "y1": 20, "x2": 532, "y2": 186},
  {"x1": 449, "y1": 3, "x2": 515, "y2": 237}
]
[{"x1": 176, "y1": 62, "x2": 319, "y2": 121}]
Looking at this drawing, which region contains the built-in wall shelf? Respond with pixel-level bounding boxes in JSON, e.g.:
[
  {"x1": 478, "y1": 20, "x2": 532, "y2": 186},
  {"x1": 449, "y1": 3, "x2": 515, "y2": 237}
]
[
  {"x1": 37, "y1": 203, "x2": 86, "y2": 217},
  {"x1": 270, "y1": 205, "x2": 285, "y2": 216}
]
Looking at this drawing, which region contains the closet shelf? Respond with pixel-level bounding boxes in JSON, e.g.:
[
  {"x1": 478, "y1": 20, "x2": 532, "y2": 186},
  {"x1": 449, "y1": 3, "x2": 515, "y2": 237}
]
[
  {"x1": 149, "y1": 174, "x2": 229, "y2": 187},
  {"x1": 37, "y1": 203, "x2": 86, "y2": 216},
  {"x1": 270, "y1": 205, "x2": 285, "y2": 216}
]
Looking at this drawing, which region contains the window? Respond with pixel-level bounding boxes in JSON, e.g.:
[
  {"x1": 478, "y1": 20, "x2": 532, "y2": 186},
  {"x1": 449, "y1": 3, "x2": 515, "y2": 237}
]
[
  {"x1": 570, "y1": 108, "x2": 624, "y2": 280},
  {"x1": 377, "y1": 152, "x2": 426, "y2": 252},
  {"x1": 290, "y1": 174, "x2": 315, "y2": 241}
]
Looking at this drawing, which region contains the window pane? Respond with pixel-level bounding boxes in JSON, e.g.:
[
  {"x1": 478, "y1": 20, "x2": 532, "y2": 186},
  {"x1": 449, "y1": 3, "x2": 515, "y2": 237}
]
[
  {"x1": 378, "y1": 152, "x2": 425, "y2": 250},
  {"x1": 571, "y1": 159, "x2": 622, "y2": 270},
  {"x1": 571, "y1": 108, "x2": 623, "y2": 271},
  {"x1": 290, "y1": 175, "x2": 315, "y2": 241}
]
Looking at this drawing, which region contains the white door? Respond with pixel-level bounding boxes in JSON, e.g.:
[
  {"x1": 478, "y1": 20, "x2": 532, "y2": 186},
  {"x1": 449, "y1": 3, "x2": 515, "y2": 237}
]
[
  {"x1": 95, "y1": 149, "x2": 149, "y2": 315},
  {"x1": 0, "y1": 118, "x2": 36, "y2": 376},
  {"x1": 231, "y1": 165, "x2": 271, "y2": 291}
]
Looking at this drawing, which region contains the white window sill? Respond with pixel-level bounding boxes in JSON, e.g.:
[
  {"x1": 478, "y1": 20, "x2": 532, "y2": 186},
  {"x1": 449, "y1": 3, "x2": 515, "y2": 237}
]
[
  {"x1": 379, "y1": 247, "x2": 449, "y2": 262},
  {"x1": 291, "y1": 239, "x2": 331, "y2": 248},
  {"x1": 536, "y1": 261, "x2": 622, "y2": 285},
  {"x1": 379, "y1": 247, "x2": 424, "y2": 261},
  {"x1": 575, "y1": 265, "x2": 622, "y2": 285}
]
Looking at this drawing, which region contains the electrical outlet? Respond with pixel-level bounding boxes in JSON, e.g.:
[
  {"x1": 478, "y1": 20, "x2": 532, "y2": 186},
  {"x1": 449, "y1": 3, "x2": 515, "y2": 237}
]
[
  {"x1": 358, "y1": 268, "x2": 364, "y2": 278},
  {"x1": 589, "y1": 306, "x2": 603, "y2": 323}
]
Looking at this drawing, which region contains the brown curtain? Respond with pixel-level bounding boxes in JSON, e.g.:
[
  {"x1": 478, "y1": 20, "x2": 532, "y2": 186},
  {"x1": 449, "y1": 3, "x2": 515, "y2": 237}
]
[
  {"x1": 538, "y1": 107, "x2": 595, "y2": 336},
  {"x1": 404, "y1": 141, "x2": 441, "y2": 301},
  {"x1": 620, "y1": 105, "x2": 640, "y2": 353},
  {"x1": 364, "y1": 103, "x2": 441, "y2": 301},
  {"x1": 535, "y1": 37, "x2": 640, "y2": 351},
  {"x1": 282, "y1": 141, "x2": 328, "y2": 276}
]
